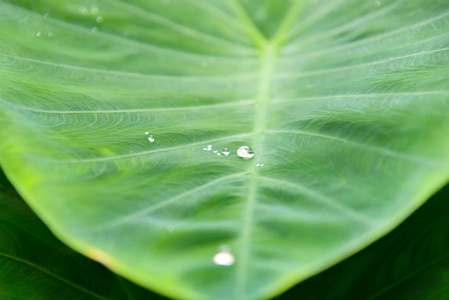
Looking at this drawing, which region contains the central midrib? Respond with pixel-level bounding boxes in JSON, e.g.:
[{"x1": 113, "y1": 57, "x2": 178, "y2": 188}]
[
  {"x1": 236, "y1": 44, "x2": 277, "y2": 297},
  {"x1": 232, "y1": 1, "x2": 307, "y2": 298}
]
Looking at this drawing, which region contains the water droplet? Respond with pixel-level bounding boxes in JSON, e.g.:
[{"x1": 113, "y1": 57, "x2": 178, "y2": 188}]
[
  {"x1": 213, "y1": 150, "x2": 218, "y2": 153},
  {"x1": 80, "y1": 7, "x2": 88, "y2": 15},
  {"x1": 374, "y1": 0, "x2": 381, "y2": 7},
  {"x1": 222, "y1": 148, "x2": 230, "y2": 156},
  {"x1": 147, "y1": 135, "x2": 155, "y2": 142},
  {"x1": 206, "y1": 145, "x2": 212, "y2": 151},
  {"x1": 47, "y1": 32, "x2": 53, "y2": 37},
  {"x1": 256, "y1": 163, "x2": 264, "y2": 167},
  {"x1": 43, "y1": 13, "x2": 49, "y2": 18},
  {"x1": 237, "y1": 146, "x2": 254, "y2": 159},
  {"x1": 213, "y1": 249, "x2": 234, "y2": 266},
  {"x1": 145, "y1": 132, "x2": 149, "y2": 135},
  {"x1": 91, "y1": 5, "x2": 99, "y2": 14},
  {"x1": 217, "y1": 153, "x2": 221, "y2": 156},
  {"x1": 96, "y1": 16, "x2": 103, "y2": 23},
  {"x1": 36, "y1": 32, "x2": 42, "y2": 37},
  {"x1": 92, "y1": 27, "x2": 98, "y2": 33}
]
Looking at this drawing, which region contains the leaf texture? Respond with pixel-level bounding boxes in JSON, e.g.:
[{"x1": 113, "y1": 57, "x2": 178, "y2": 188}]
[{"x1": 0, "y1": 0, "x2": 449, "y2": 299}]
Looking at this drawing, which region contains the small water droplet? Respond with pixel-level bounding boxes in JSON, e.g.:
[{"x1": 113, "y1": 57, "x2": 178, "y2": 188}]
[
  {"x1": 237, "y1": 146, "x2": 254, "y2": 159},
  {"x1": 148, "y1": 135, "x2": 155, "y2": 142},
  {"x1": 374, "y1": 0, "x2": 381, "y2": 7},
  {"x1": 80, "y1": 7, "x2": 88, "y2": 15},
  {"x1": 43, "y1": 13, "x2": 49, "y2": 18},
  {"x1": 96, "y1": 16, "x2": 103, "y2": 23},
  {"x1": 92, "y1": 27, "x2": 98, "y2": 33},
  {"x1": 213, "y1": 248, "x2": 234, "y2": 266},
  {"x1": 207, "y1": 145, "x2": 212, "y2": 151},
  {"x1": 47, "y1": 32, "x2": 53, "y2": 37},
  {"x1": 213, "y1": 150, "x2": 218, "y2": 153},
  {"x1": 222, "y1": 148, "x2": 230, "y2": 156},
  {"x1": 217, "y1": 153, "x2": 221, "y2": 156},
  {"x1": 91, "y1": 5, "x2": 99, "y2": 14},
  {"x1": 36, "y1": 32, "x2": 42, "y2": 37},
  {"x1": 145, "y1": 132, "x2": 149, "y2": 135}
]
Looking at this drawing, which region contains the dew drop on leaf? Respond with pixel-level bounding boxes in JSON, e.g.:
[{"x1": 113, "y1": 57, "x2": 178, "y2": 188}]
[
  {"x1": 213, "y1": 250, "x2": 234, "y2": 266},
  {"x1": 96, "y1": 16, "x2": 103, "y2": 24},
  {"x1": 47, "y1": 32, "x2": 53, "y2": 37},
  {"x1": 36, "y1": 32, "x2": 42, "y2": 37},
  {"x1": 80, "y1": 7, "x2": 88, "y2": 15},
  {"x1": 222, "y1": 148, "x2": 230, "y2": 156},
  {"x1": 91, "y1": 5, "x2": 99, "y2": 14},
  {"x1": 145, "y1": 132, "x2": 155, "y2": 143},
  {"x1": 92, "y1": 27, "x2": 98, "y2": 33},
  {"x1": 237, "y1": 146, "x2": 254, "y2": 159}
]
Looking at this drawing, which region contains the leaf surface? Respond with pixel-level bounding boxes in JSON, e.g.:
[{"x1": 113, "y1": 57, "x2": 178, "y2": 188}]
[{"x1": 1, "y1": 0, "x2": 449, "y2": 299}]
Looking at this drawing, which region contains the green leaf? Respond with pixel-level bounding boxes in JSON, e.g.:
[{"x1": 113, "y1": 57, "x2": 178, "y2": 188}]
[
  {"x1": 279, "y1": 183, "x2": 449, "y2": 300},
  {"x1": 0, "y1": 169, "x2": 164, "y2": 300},
  {"x1": 1, "y1": 0, "x2": 449, "y2": 299}
]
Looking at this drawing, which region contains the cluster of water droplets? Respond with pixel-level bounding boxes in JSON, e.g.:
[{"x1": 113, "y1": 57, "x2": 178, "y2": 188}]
[
  {"x1": 79, "y1": 4, "x2": 103, "y2": 33},
  {"x1": 201, "y1": 145, "x2": 262, "y2": 163},
  {"x1": 36, "y1": 13, "x2": 53, "y2": 38}
]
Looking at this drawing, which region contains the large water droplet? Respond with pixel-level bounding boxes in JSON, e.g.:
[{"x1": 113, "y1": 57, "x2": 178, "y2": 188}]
[
  {"x1": 213, "y1": 249, "x2": 234, "y2": 266},
  {"x1": 237, "y1": 146, "x2": 254, "y2": 159},
  {"x1": 222, "y1": 148, "x2": 230, "y2": 156}
]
